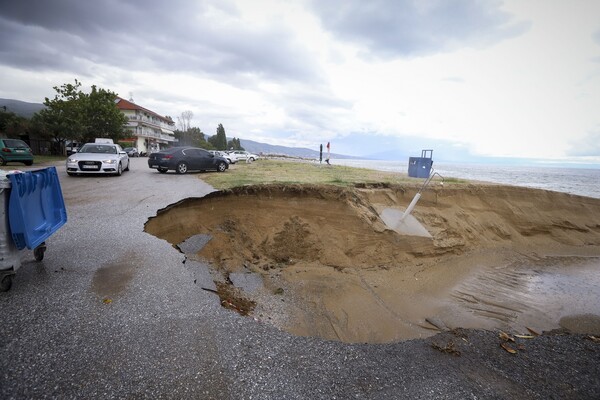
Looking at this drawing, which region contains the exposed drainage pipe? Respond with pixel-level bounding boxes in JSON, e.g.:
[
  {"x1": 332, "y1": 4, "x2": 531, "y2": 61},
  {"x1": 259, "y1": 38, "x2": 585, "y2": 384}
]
[
  {"x1": 401, "y1": 193, "x2": 421, "y2": 222},
  {"x1": 400, "y1": 169, "x2": 445, "y2": 222}
]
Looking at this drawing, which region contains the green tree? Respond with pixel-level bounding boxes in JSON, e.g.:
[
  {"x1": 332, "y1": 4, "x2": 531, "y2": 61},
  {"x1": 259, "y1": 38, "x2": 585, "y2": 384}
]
[
  {"x1": 175, "y1": 126, "x2": 212, "y2": 148},
  {"x1": 207, "y1": 134, "x2": 218, "y2": 148},
  {"x1": 37, "y1": 79, "x2": 128, "y2": 151},
  {"x1": 29, "y1": 113, "x2": 52, "y2": 140},
  {"x1": 227, "y1": 137, "x2": 244, "y2": 150},
  {"x1": 37, "y1": 80, "x2": 85, "y2": 148},
  {"x1": 188, "y1": 127, "x2": 212, "y2": 148},
  {"x1": 0, "y1": 108, "x2": 29, "y2": 137},
  {"x1": 211, "y1": 123, "x2": 227, "y2": 150},
  {"x1": 174, "y1": 129, "x2": 188, "y2": 146},
  {"x1": 80, "y1": 85, "x2": 128, "y2": 143}
]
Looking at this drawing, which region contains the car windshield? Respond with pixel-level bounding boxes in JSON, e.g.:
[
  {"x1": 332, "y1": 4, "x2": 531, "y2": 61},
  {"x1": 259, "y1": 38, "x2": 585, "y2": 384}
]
[
  {"x1": 80, "y1": 144, "x2": 117, "y2": 154},
  {"x1": 4, "y1": 139, "x2": 29, "y2": 148}
]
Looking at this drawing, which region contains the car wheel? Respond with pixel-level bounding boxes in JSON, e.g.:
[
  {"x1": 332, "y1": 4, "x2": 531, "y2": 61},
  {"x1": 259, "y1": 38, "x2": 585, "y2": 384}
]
[
  {"x1": 24, "y1": 161, "x2": 33, "y2": 166},
  {"x1": 0, "y1": 275, "x2": 12, "y2": 292},
  {"x1": 116, "y1": 162, "x2": 123, "y2": 176},
  {"x1": 176, "y1": 162, "x2": 188, "y2": 174},
  {"x1": 157, "y1": 167, "x2": 168, "y2": 173},
  {"x1": 34, "y1": 244, "x2": 46, "y2": 261},
  {"x1": 0, "y1": 157, "x2": 6, "y2": 166},
  {"x1": 217, "y1": 162, "x2": 227, "y2": 172},
  {"x1": 124, "y1": 160, "x2": 130, "y2": 171}
]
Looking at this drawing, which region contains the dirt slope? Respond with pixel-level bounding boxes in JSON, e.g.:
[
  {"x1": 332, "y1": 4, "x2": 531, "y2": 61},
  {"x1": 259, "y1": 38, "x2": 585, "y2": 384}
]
[{"x1": 145, "y1": 183, "x2": 600, "y2": 343}]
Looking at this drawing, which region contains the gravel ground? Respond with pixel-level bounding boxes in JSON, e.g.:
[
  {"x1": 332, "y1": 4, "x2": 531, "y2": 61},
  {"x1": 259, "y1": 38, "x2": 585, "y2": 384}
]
[{"x1": 0, "y1": 157, "x2": 599, "y2": 399}]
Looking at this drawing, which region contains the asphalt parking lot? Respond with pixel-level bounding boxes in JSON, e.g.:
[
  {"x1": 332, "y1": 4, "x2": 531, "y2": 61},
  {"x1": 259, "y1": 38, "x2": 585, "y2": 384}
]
[{"x1": 1, "y1": 157, "x2": 599, "y2": 399}]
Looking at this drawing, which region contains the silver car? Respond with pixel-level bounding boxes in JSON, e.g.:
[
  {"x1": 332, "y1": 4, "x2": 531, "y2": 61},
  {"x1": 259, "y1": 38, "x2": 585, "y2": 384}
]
[
  {"x1": 230, "y1": 150, "x2": 259, "y2": 162},
  {"x1": 66, "y1": 143, "x2": 130, "y2": 176}
]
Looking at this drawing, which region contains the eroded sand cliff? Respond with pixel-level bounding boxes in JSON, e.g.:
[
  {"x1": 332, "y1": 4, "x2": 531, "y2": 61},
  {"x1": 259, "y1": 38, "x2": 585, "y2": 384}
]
[{"x1": 145, "y1": 183, "x2": 600, "y2": 343}]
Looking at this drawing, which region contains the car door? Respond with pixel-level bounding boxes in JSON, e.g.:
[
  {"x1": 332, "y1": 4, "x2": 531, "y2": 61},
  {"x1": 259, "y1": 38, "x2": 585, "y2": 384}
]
[
  {"x1": 183, "y1": 148, "x2": 208, "y2": 170},
  {"x1": 195, "y1": 148, "x2": 214, "y2": 169},
  {"x1": 181, "y1": 148, "x2": 199, "y2": 170},
  {"x1": 115, "y1": 145, "x2": 128, "y2": 168}
]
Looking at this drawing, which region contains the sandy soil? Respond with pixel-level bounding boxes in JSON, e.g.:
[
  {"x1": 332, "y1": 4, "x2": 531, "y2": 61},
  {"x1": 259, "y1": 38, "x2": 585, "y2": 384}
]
[{"x1": 145, "y1": 183, "x2": 600, "y2": 343}]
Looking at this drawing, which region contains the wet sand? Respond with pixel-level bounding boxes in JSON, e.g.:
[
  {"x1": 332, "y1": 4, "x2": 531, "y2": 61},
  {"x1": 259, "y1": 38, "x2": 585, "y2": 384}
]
[{"x1": 145, "y1": 183, "x2": 600, "y2": 343}]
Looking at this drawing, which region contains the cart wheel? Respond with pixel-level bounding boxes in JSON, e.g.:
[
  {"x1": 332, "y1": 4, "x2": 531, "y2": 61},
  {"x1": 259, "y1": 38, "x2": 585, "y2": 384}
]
[
  {"x1": 0, "y1": 275, "x2": 12, "y2": 292},
  {"x1": 34, "y1": 246, "x2": 46, "y2": 261}
]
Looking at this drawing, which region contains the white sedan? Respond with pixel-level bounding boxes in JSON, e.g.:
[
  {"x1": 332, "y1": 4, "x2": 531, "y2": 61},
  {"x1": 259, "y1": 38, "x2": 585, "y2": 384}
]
[
  {"x1": 229, "y1": 150, "x2": 259, "y2": 162},
  {"x1": 66, "y1": 143, "x2": 130, "y2": 176}
]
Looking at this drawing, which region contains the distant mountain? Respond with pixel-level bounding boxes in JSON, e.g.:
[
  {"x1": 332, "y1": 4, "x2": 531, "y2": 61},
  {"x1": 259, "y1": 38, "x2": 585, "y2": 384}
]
[
  {"x1": 0, "y1": 99, "x2": 45, "y2": 118},
  {"x1": 239, "y1": 138, "x2": 358, "y2": 159}
]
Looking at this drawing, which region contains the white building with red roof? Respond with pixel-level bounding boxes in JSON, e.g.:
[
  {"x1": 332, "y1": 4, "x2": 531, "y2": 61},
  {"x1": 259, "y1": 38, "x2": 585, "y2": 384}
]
[{"x1": 115, "y1": 97, "x2": 176, "y2": 155}]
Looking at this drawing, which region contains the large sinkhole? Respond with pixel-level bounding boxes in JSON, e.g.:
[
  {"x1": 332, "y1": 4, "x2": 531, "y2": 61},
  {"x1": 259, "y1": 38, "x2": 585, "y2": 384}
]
[{"x1": 145, "y1": 184, "x2": 600, "y2": 343}]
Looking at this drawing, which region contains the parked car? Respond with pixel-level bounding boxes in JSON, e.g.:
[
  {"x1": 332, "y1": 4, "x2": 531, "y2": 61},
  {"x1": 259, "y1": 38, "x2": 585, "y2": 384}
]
[
  {"x1": 65, "y1": 140, "x2": 82, "y2": 156},
  {"x1": 0, "y1": 138, "x2": 34, "y2": 166},
  {"x1": 230, "y1": 150, "x2": 259, "y2": 162},
  {"x1": 124, "y1": 147, "x2": 139, "y2": 157},
  {"x1": 148, "y1": 143, "x2": 160, "y2": 154},
  {"x1": 148, "y1": 147, "x2": 229, "y2": 174},
  {"x1": 228, "y1": 154, "x2": 239, "y2": 164},
  {"x1": 208, "y1": 150, "x2": 232, "y2": 163},
  {"x1": 66, "y1": 143, "x2": 130, "y2": 176},
  {"x1": 218, "y1": 151, "x2": 238, "y2": 164}
]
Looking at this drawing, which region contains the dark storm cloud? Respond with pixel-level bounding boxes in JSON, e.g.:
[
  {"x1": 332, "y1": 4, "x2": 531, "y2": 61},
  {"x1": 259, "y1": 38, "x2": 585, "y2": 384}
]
[
  {"x1": 309, "y1": 0, "x2": 530, "y2": 58},
  {"x1": 0, "y1": 0, "x2": 320, "y2": 83}
]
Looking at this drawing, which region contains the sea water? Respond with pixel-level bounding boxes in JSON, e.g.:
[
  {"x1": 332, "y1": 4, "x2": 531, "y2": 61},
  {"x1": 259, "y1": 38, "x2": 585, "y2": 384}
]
[{"x1": 331, "y1": 159, "x2": 600, "y2": 199}]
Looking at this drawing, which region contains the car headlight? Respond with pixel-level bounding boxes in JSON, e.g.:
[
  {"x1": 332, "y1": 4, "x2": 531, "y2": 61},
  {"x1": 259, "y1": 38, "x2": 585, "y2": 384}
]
[
  {"x1": 103, "y1": 159, "x2": 117, "y2": 164},
  {"x1": 67, "y1": 158, "x2": 77, "y2": 163}
]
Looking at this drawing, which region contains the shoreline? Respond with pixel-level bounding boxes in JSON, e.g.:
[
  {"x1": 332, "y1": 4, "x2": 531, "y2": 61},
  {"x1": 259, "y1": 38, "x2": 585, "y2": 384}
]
[{"x1": 259, "y1": 155, "x2": 600, "y2": 199}]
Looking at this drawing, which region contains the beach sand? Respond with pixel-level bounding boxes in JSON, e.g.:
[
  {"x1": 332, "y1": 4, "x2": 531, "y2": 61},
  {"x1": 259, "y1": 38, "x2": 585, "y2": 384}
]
[{"x1": 145, "y1": 183, "x2": 600, "y2": 343}]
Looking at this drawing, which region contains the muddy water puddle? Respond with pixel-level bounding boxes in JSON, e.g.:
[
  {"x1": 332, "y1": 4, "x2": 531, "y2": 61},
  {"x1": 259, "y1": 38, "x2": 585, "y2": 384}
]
[
  {"x1": 446, "y1": 258, "x2": 600, "y2": 335},
  {"x1": 145, "y1": 185, "x2": 600, "y2": 343}
]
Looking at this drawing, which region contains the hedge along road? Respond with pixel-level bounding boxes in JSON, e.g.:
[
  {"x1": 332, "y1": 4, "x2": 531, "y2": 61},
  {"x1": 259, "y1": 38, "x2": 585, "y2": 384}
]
[{"x1": 1, "y1": 157, "x2": 599, "y2": 399}]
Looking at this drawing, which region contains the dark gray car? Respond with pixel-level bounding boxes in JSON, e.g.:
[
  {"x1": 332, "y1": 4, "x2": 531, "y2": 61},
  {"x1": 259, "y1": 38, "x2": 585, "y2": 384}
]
[{"x1": 148, "y1": 146, "x2": 229, "y2": 174}]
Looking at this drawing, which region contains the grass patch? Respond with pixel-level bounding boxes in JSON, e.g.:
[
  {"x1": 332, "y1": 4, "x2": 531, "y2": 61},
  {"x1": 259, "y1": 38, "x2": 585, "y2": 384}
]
[
  {"x1": 0, "y1": 155, "x2": 65, "y2": 170},
  {"x1": 443, "y1": 177, "x2": 467, "y2": 184},
  {"x1": 34, "y1": 155, "x2": 66, "y2": 165},
  {"x1": 201, "y1": 158, "x2": 423, "y2": 190}
]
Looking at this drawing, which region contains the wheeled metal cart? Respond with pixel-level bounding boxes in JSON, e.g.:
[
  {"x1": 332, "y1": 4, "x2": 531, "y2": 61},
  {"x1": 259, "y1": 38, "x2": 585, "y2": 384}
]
[{"x1": 0, "y1": 167, "x2": 67, "y2": 291}]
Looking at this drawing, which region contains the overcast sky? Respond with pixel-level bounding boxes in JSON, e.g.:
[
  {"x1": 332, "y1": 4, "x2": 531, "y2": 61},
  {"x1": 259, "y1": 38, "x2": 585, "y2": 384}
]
[{"x1": 1, "y1": 0, "x2": 599, "y2": 163}]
